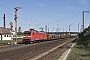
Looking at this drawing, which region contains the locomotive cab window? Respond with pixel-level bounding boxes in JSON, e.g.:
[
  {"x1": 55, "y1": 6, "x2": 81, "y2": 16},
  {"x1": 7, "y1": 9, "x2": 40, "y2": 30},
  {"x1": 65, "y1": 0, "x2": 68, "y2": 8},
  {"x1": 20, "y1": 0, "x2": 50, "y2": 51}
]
[
  {"x1": 24, "y1": 31, "x2": 31, "y2": 34},
  {"x1": 33, "y1": 33, "x2": 34, "y2": 35}
]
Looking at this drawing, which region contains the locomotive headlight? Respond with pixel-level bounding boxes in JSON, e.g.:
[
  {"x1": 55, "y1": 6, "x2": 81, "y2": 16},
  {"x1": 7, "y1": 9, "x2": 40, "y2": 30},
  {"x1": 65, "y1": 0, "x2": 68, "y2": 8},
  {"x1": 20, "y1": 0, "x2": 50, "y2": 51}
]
[
  {"x1": 23, "y1": 36, "x2": 26, "y2": 37},
  {"x1": 28, "y1": 36, "x2": 31, "y2": 37}
]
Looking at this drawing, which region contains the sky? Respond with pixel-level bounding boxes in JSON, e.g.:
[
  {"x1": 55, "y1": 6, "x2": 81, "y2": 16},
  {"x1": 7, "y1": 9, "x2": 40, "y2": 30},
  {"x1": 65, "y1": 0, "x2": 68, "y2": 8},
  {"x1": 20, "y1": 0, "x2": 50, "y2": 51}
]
[{"x1": 0, "y1": 0, "x2": 90, "y2": 32}]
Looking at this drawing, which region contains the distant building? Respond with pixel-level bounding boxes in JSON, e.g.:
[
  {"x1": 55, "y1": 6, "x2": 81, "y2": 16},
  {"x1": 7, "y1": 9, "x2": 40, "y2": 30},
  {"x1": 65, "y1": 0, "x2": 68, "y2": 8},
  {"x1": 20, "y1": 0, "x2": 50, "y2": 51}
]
[
  {"x1": 6, "y1": 28, "x2": 15, "y2": 37},
  {"x1": 0, "y1": 27, "x2": 11, "y2": 40}
]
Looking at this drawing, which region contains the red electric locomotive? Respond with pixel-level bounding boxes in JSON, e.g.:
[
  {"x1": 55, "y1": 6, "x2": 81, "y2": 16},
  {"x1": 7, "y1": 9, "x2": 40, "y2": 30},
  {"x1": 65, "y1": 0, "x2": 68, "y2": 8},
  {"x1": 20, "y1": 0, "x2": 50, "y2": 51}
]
[{"x1": 22, "y1": 29, "x2": 47, "y2": 43}]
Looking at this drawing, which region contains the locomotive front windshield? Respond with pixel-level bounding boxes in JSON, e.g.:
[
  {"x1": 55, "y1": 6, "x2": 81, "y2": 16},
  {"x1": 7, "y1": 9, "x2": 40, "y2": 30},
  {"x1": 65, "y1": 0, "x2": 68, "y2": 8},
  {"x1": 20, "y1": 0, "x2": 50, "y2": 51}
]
[{"x1": 24, "y1": 31, "x2": 31, "y2": 34}]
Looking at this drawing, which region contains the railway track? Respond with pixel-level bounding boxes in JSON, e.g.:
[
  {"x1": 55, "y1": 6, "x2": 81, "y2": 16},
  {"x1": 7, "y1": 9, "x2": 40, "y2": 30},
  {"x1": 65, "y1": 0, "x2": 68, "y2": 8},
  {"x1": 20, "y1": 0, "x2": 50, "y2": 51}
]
[
  {"x1": 29, "y1": 38, "x2": 74, "y2": 60},
  {"x1": 0, "y1": 38, "x2": 74, "y2": 60},
  {"x1": 39, "y1": 40, "x2": 74, "y2": 60}
]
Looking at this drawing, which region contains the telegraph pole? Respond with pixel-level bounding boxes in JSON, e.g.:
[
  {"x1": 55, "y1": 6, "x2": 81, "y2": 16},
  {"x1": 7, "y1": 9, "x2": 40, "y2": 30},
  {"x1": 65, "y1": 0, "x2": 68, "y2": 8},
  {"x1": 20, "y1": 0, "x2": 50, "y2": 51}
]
[
  {"x1": 48, "y1": 23, "x2": 49, "y2": 33},
  {"x1": 69, "y1": 24, "x2": 72, "y2": 38},
  {"x1": 57, "y1": 21, "x2": 59, "y2": 35},
  {"x1": 45, "y1": 25, "x2": 47, "y2": 33},
  {"x1": 69, "y1": 24, "x2": 72, "y2": 32},
  {"x1": 14, "y1": 7, "x2": 22, "y2": 44},
  {"x1": 3, "y1": 14, "x2": 5, "y2": 28},
  {"x1": 9, "y1": 22, "x2": 13, "y2": 45},
  {"x1": 82, "y1": 11, "x2": 89, "y2": 31}
]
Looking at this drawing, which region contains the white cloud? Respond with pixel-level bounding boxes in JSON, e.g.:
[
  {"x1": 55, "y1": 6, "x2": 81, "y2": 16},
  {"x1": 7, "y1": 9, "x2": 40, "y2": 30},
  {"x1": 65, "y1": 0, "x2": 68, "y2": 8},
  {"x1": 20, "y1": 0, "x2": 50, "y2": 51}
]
[
  {"x1": 67, "y1": 7, "x2": 74, "y2": 9},
  {"x1": 78, "y1": 0, "x2": 88, "y2": 4}
]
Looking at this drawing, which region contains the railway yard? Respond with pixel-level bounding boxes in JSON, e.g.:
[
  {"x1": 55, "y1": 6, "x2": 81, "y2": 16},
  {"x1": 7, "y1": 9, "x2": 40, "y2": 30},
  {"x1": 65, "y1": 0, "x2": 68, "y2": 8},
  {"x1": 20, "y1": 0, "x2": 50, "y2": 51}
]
[
  {"x1": 0, "y1": 1, "x2": 90, "y2": 60},
  {"x1": 0, "y1": 37, "x2": 75, "y2": 60}
]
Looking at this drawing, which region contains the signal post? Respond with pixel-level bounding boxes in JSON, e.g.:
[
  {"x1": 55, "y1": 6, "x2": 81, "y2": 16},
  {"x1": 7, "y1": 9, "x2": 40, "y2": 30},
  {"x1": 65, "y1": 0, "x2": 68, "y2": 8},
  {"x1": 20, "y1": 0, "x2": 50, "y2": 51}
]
[
  {"x1": 9, "y1": 22, "x2": 13, "y2": 45},
  {"x1": 14, "y1": 7, "x2": 22, "y2": 44}
]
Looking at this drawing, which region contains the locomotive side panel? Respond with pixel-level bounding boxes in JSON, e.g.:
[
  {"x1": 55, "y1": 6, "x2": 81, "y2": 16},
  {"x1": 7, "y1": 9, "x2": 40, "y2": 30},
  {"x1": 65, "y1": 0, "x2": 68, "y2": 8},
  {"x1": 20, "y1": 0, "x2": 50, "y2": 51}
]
[{"x1": 23, "y1": 29, "x2": 47, "y2": 43}]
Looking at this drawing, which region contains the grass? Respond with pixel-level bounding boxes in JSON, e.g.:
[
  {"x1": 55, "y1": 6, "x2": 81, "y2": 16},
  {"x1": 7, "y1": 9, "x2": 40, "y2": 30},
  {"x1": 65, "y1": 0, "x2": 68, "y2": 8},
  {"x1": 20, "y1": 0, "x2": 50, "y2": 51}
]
[
  {"x1": 0, "y1": 39, "x2": 22, "y2": 44},
  {"x1": 26, "y1": 52, "x2": 32, "y2": 55},
  {"x1": 0, "y1": 40, "x2": 12, "y2": 43},
  {"x1": 24, "y1": 52, "x2": 32, "y2": 56},
  {"x1": 67, "y1": 44, "x2": 90, "y2": 60}
]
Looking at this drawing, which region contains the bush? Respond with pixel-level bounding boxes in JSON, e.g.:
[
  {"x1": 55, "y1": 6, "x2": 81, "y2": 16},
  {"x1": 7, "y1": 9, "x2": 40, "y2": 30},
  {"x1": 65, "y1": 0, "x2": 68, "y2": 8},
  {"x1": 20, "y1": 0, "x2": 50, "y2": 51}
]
[
  {"x1": 17, "y1": 32, "x2": 23, "y2": 37},
  {"x1": 77, "y1": 25, "x2": 90, "y2": 46},
  {"x1": 85, "y1": 39, "x2": 90, "y2": 47}
]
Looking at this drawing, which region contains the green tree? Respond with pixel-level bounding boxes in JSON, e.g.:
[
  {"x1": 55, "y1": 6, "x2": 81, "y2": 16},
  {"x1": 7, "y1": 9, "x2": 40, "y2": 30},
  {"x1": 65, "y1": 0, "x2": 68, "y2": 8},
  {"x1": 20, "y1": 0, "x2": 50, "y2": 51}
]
[
  {"x1": 17, "y1": 32, "x2": 23, "y2": 37},
  {"x1": 77, "y1": 25, "x2": 90, "y2": 46}
]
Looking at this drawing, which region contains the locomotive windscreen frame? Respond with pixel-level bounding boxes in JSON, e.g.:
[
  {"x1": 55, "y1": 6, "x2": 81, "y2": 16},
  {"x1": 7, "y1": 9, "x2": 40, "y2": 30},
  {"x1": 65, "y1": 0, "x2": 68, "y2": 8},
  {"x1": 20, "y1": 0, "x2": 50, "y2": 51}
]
[{"x1": 24, "y1": 31, "x2": 31, "y2": 34}]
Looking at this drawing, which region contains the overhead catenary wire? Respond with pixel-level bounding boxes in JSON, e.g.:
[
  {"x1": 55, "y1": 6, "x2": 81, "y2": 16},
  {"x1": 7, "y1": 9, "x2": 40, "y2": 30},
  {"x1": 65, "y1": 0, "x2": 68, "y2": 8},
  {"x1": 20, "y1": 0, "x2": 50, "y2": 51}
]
[
  {"x1": 0, "y1": 4, "x2": 45, "y2": 25},
  {"x1": 0, "y1": 9, "x2": 82, "y2": 32},
  {"x1": 0, "y1": 10, "x2": 42, "y2": 31},
  {"x1": 0, "y1": 4, "x2": 82, "y2": 25},
  {"x1": 0, "y1": 10, "x2": 44, "y2": 26},
  {"x1": 0, "y1": 4, "x2": 88, "y2": 32}
]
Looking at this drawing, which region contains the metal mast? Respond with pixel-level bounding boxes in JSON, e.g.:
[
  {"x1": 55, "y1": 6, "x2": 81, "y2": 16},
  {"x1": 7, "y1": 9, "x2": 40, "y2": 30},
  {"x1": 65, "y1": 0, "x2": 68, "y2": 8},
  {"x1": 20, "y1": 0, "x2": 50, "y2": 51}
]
[
  {"x1": 14, "y1": 7, "x2": 22, "y2": 44},
  {"x1": 82, "y1": 11, "x2": 89, "y2": 31}
]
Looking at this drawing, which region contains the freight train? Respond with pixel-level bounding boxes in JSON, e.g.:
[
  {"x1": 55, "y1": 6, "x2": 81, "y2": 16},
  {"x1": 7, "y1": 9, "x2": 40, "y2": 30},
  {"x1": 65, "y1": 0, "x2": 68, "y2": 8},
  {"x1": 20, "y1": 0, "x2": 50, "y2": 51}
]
[{"x1": 22, "y1": 29, "x2": 62, "y2": 44}]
